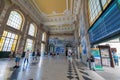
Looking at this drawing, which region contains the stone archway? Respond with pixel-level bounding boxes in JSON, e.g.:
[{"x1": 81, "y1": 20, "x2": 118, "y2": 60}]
[
  {"x1": 65, "y1": 43, "x2": 73, "y2": 56},
  {"x1": 49, "y1": 44, "x2": 55, "y2": 53}
]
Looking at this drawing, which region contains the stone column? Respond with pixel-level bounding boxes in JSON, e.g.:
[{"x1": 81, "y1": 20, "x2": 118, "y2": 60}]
[
  {"x1": 45, "y1": 32, "x2": 49, "y2": 53},
  {"x1": 74, "y1": 21, "x2": 80, "y2": 59},
  {"x1": 84, "y1": 0, "x2": 91, "y2": 58},
  {"x1": 35, "y1": 24, "x2": 43, "y2": 52},
  {"x1": 0, "y1": 0, "x2": 11, "y2": 38},
  {"x1": 34, "y1": 25, "x2": 41, "y2": 51},
  {"x1": 17, "y1": 15, "x2": 30, "y2": 51}
]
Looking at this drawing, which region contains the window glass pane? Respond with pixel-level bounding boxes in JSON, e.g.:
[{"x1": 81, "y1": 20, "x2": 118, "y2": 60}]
[
  {"x1": 11, "y1": 40, "x2": 17, "y2": 51},
  {"x1": 89, "y1": 0, "x2": 101, "y2": 22},
  {"x1": 2, "y1": 31, "x2": 8, "y2": 37},
  {"x1": 0, "y1": 37, "x2": 5, "y2": 51},
  {"x1": 96, "y1": 0, "x2": 100, "y2": 5},
  {"x1": 2, "y1": 47, "x2": 7, "y2": 51},
  {"x1": 7, "y1": 32, "x2": 11, "y2": 38},
  {"x1": 28, "y1": 24, "x2": 36, "y2": 37},
  {"x1": 95, "y1": 8, "x2": 97, "y2": 16},
  {"x1": 89, "y1": 0, "x2": 111, "y2": 24},
  {"x1": 11, "y1": 34, "x2": 15, "y2": 39},
  {"x1": 0, "y1": 31, "x2": 18, "y2": 51},
  {"x1": 8, "y1": 39, "x2": 14, "y2": 49},
  {"x1": 7, "y1": 39, "x2": 14, "y2": 51},
  {"x1": 42, "y1": 32, "x2": 46, "y2": 42},
  {"x1": 97, "y1": 5, "x2": 101, "y2": 13},
  {"x1": 15, "y1": 35, "x2": 18, "y2": 39},
  {"x1": 101, "y1": 0, "x2": 107, "y2": 6},
  {"x1": 101, "y1": 0, "x2": 111, "y2": 9},
  {"x1": 7, "y1": 11, "x2": 23, "y2": 30},
  {"x1": 25, "y1": 39, "x2": 34, "y2": 51},
  {"x1": 3, "y1": 38, "x2": 10, "y2": 51},
  {"x1": 42, "y1": 33, "x2": 45, "y2": 41}
]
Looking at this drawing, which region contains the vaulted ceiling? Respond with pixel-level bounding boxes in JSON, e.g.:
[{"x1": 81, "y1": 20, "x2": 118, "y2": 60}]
[{"x1": 12, "y1": 0, "x2": 81, "y2": 34}]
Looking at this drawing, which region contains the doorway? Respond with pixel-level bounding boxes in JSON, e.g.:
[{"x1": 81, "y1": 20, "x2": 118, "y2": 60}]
[
  {"x1": 49, "y1": 44, "x2": 55, "y2": 53},
  {"x1": 98, "y1": 38, "x2": 120, "y2": 67},
  {"x1": 65, "y1": 43, "x2": 72, "y2": 56}
]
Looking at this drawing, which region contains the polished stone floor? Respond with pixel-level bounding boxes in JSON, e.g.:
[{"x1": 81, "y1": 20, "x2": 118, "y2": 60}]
[
  {"x1": 0, "y1": 55, "x2": 120, "y2": 80},
  {"x1": 0, "y1": 55, "x2": 79, "y2": 80},
  {"x1": 75, "y1": 59, "x2": 120, "y2": 80}
]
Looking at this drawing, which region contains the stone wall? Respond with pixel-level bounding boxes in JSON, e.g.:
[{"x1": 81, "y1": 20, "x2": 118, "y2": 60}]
[
  {"x1": 0, "y1": 0, "x2": 47, "y2": 57},
  {"x1": 76, "y1": 0, "x2": 91, "y2": 64}
]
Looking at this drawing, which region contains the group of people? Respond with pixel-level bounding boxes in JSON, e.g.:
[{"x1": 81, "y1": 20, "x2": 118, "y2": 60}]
[{"x1": 9, "y1": 48, "x2": 41, "y2": 68}]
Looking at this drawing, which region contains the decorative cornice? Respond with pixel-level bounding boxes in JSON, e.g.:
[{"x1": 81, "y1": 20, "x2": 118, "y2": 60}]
[
  {"x1": 48, "y1": 24, "x2": 75, "y2": 34},
  {"x1": 43, "y1": 14, "x2": 75, "y2": 26},
  {"x1": 11, "y1": 0, "x2": 42, "y2": 23},
  {"x1": 29, "y1": 0, "x2": 76, "y2": 26},
  {"x1": 10, "y1": 0, "x2": 81, "y2": 33},
  {"x1": 73, "y1": 0, "x2": 81, "y2": 15},
  {"x1": 49, "y1": 32, "x2": 74, "y2": 35}
]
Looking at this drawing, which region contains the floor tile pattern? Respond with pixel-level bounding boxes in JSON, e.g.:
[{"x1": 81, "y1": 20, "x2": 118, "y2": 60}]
[{"x1": 67, "y1": 60, "x2": 79, "y2": 80}]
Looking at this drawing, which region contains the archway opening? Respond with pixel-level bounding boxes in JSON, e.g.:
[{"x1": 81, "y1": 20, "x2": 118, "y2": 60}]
[{"x1": 65, "y1": 43, "x2": 73, "y2": 56}]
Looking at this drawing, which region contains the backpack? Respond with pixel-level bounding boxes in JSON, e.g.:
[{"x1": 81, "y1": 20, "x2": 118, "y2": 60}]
[{"x1": 32, "y1": 52, "x2": 35, "y2": 56}]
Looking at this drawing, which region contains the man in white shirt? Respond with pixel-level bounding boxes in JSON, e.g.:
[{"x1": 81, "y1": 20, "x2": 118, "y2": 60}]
[{"x1": 24, "y1": 50, "x2": 30, "y2": 64}]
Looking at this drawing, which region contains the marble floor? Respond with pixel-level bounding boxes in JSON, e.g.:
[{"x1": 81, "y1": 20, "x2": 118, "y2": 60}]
[
  {"x1": 75, "y1": 59, "x2": 120, "y2": 80},
  {"x1": 1, "y1": 56, "x2": 120, "y2": 80},
  {"x1": 0, "y1": 55, "x2": 79, "y2": 80},
  {"x1": 96, "y1": 67, "x2": 120, "y2": 80},
  {"x1": 0, "y1": 58, "x2": 17, "y2": 80}
]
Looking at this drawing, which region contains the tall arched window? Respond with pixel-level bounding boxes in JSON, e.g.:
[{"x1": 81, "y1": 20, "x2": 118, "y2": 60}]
[
  {"x1": 7, "y1": 10, "x2": 24, "y2": 30},
  {"x1": 28, "y1": 23, "x2": 37, "y2": 37},
  {"x1": 25, "y1": 39, "x2": 34, "y2": 51},
  {"x1": 88, "y1": 0, "x2": 111, "y2": 25},
  {"x1": 0, "y1": 31, "x2": 18, "y2": 51}
]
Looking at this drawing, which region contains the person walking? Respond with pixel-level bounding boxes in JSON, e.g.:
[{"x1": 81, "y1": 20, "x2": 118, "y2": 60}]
[
  {"x1": 113, "y1": 51, "x2": 119, "y2": 66},
  {"x1": 33, "y1": 50, "x2": 37, "y2": 61},
  {"x1": 86, "y1": 57, "x2": 91, "y2": 69},
  {"x1": 24, "y1": 50, "x2": 30, "y2": 64},
  {"x1": 9, "y1": 50, "x2": 14, "y2": 60},
  {"x1": 14, "y1": 47, "x2": 23, "y2": 68},
  {"x1": 68, "y1": 51, "x2": 72, "y2": 61},
  {"x1": 37, "y1": 49, "x2": 41, "y2": 57},
  {"x1": 90, "y1": 55, "x2": 95, "y2": 71}
]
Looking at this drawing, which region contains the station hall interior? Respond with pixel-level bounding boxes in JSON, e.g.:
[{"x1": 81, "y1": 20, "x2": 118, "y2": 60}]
[{"x1": 0, "y1": 0, "x2": 120, "y2": 80}]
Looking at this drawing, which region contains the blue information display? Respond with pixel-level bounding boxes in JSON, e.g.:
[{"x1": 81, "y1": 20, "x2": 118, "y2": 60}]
[{"x1": 89, "y1": 1, "x2": 120, "y2": 44}]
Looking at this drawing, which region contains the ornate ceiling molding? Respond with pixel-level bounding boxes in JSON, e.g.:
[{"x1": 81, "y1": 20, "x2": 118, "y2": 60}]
[
  {"x1": 11, "y1": 0, "x2": 81, "y2": 33},
  {"x1": 11, "y1": 0, "x2": 42, "y2": 23},
  {"x1": 30, "y1": 0, "x2": 77, "y2": 26},
  {"x1": 11, "y1": 0, "x2": 50, "y2": 32},
  {"x1": 73, "y1": 0, "x2": 81, "y2": 15},
  {"x1": 43, "y1": 16, "x2": 75, "y2": 25},
  {"x1": 48, "y1": 24, "x2": 75, "y2": 34},
  {"x1": 40, "y1": 9, "x2": 72, "y2": 17}
]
